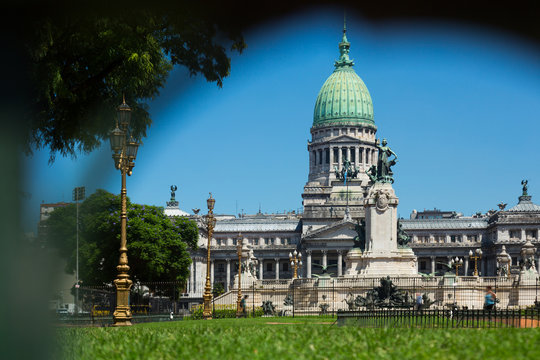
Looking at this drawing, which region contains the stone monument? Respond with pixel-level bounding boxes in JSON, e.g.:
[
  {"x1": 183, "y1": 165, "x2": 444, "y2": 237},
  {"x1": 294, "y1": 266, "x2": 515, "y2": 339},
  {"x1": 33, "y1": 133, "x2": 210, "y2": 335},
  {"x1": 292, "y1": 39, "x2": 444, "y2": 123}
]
[
  {"x1": 345, "y1": 138, "x2": 417, "y2": 276},
  {"x1": 233, "y1": 240, "x2": 259, "y2": 289}
]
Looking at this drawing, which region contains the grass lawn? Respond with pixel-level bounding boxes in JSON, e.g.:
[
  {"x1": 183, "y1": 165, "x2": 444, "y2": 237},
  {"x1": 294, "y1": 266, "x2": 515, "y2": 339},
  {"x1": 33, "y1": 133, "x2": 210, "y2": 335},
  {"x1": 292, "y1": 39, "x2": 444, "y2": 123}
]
[{"x1": 56, "y1": 317, "x2": 540, "y2": 360}]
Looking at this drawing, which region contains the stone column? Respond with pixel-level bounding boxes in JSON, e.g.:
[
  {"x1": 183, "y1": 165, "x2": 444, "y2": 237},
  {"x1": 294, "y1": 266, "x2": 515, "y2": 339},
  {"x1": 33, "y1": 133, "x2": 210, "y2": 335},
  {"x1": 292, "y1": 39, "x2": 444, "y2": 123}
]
[
  {"x1": 259, "y1": 259, "x2": 264, "y2": 280},
  {"x1": 431, "y1": 256, "x2": 436, "y2": 275},
  {"x1": 210, "y1": 260, "x2": 215, "y2": 286},
  {"x1": 275, "y1": 258, "x2": 280, "y2": 280},
  {"x1": 307, "y1": 250, "x2": 312, "y2": 278},
  {"x1": 355, "y1": 147, "x2": 359, "y2": 167},
  {"x1": 521, "y1": 229, "x2": 526, "y2": 241},
  {"x1": 189, "y1": 261, "x2": 194, "y2": 293},
  {"x1": 464, "y1": 256, "x2": 469, "y2": 276},
  {"x1": 338, "y1": 147, "x2": 342, "y2": 170},
  {"x1": 225, "y1": 259, "x2": 231, "y2": 291},
  {"x1": 329, "y1": 146, "x2": 334, "y2": 165},
  {"x1": 337, "y1": 251, "x2": 343, "y2": 276},
  {"x1": 346, "y1": 147, "x2": 350, "y2": 161},
  {"x1": 322, "y1": 250, "x2": 327, "y2": 268},
  {"x1": 365, "y1": 148, "x2": 370, "y2": 165},
  {"x1": 447, "y1": 256, "x2": 452, "y2": 268},
  {"x1": 372, "y1": 149, "x2": 377, "y2": 164}
]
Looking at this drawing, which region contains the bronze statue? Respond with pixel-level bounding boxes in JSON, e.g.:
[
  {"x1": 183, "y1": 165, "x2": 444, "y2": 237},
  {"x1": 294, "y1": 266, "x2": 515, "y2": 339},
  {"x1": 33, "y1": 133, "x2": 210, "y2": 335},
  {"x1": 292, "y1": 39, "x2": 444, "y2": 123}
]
[
  {"x1": 170, "y1": 185, "x2": 177, "y2": 201},
  {"x1": 397, "y1": 219, "x2": 411, "y2": 247},
  {"x1": 522, "y1": 180, "x2": 528, "y2": 196},
  {"x1": 353, "y1": 220, "x2": 366, "y2": 251},
  {"x1": 375, "y1": 138, "x2": 398, "y2": 183}
]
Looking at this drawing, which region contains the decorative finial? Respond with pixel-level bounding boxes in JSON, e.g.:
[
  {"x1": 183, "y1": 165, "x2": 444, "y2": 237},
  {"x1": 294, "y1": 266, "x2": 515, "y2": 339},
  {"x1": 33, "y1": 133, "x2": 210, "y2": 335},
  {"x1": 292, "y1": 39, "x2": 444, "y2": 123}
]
[
  {"x1": 335, "y1": 16, "x2": 353, "y2": 68},
  {"x1": 122, "y1": 93, "x2": 126, "y2": 105}
]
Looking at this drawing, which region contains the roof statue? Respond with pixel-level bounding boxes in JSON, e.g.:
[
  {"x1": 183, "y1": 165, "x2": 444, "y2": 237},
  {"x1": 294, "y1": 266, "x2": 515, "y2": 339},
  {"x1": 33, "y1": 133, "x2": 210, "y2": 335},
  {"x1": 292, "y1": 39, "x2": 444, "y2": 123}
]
[
  {"x1": 521, "y1": 180, "x2": 528, "y2": 196},
  {"x1": 170, "y1": 185, "x2": 178, "y2": 201},
  {"x1": 167, "y1": 185, "x2": 179, "y2": 207}
]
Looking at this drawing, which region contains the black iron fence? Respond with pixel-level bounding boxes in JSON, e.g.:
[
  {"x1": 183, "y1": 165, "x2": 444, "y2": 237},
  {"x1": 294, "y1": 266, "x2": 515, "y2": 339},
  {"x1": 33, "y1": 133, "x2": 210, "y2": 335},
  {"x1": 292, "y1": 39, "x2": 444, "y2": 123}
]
[
  {"x1": 52, "y1": 276, "x2": 540, "y2": 324},
  {"x1": 337, "y1": 308, "x2": 540, "y2": 328},
  {"x1": 209, "y1": 276, "x2": 540, "y2": 318}
]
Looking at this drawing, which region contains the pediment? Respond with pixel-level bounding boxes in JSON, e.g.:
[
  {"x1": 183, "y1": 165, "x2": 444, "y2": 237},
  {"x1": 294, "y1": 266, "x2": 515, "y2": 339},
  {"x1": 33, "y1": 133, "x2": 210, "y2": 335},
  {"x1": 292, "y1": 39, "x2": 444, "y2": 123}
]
[
  {"x1": 333, "y1": 135, "x2": 359, "y2": 142},
  {"x1": 304, "y1": 219, "x2": 357, "y2": 240}
]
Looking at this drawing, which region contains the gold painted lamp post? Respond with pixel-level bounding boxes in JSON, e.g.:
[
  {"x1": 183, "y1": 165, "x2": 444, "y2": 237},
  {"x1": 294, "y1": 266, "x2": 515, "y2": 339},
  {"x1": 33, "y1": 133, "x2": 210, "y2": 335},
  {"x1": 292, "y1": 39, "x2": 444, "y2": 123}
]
[
  {"x1": 202, "y1": 193, "x2": 216, "y2": 320},
  {"x1": 469, "y1": 248, "x2": 483, "y2": 277},
  {"x1": 236, "y1": 233, "x2": 244, "y2": 317},
  {"x1": 450, "y1": 257, "x2": 463, "y2": 277},
  {"x1": 109, "y1": 97, "x2": 140, "y2": 327},
  {"x1": 289, "y1": 250, "x2": 303, "y2": 279}
]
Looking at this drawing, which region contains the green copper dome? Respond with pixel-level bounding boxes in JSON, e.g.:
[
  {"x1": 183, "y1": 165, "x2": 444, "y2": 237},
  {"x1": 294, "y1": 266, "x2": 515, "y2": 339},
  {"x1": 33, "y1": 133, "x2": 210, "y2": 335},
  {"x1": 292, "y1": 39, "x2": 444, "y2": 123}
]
[{"x1": 313, "y1": 27, "x2": 374, "y2": 128}]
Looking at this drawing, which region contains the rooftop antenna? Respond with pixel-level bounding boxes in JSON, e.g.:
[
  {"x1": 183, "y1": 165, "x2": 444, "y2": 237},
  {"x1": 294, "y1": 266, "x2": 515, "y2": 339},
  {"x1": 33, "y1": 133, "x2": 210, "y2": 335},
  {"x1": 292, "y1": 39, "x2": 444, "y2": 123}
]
[{"x1": 259, "y1": 202, "x2": 261, "y2": 214}]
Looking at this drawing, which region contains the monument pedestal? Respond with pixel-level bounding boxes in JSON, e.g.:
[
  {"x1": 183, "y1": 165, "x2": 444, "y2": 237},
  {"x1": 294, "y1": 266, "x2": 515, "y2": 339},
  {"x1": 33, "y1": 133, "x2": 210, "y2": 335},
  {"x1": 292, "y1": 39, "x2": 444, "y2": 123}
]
[
  {"x1": 232, "y1": 271, "x2": 257, "y2": 289},
  {"x1": 345, "y1": 182, "x2": 418, "y2": 277}
]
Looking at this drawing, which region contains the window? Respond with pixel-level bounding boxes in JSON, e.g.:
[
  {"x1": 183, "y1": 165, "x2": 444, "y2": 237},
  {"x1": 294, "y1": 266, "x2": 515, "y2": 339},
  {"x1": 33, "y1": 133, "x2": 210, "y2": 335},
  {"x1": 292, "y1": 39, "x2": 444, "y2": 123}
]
[
  {"x1": 216, "y1": 239, "x2": 221, "y2": 246},
  {"x1": 282, "y1": 262, "x2": 288, "y2": 272},
  {"x1": 254, "y1": 238, "x2": 259, "y2": 245},
  {"x1": 420, "y1": 261, "x2": 427, "y2": 271},
  {"x1": 282, "y1": 238, "x2": 289, "y2": 245},
  {"x1": 342, "y1": 148, "x2": 347, "y2": 161},
  {"x1": 469, "y1": 235, "x2": 478, "y2": 242},
  {"x1": 318, "y1": 149, "x2": 323, "y2": 165},
  {"x1": 233, "y1": 238, "x2": 237, "y2": 246},
  {"x1": 450, "y1": 235, "x2": 462, "y2": 243},
  {"x1": 333, "y1": 148, "x2": 339, "y2": 163},
  {"x1": 217, "y1": 263, "x2": 225, "y2": 273},
  {"x1": 526, "y1": 230, "x2": 536, "y2": 239},
  {"x1": 264, "y1": 238, "x2": 269, "y2": 245},
  {"x1": 266, "y1": 262, "x2": 273, "y2": 272},
  {"x1": 325, "y1": 148, "x2": 330, "y2": 164},
  {"x1": 510, "y1": 230, "x2": 521, "y2": 240},
  {"x1": 350, "y1": 147, "x2": 355, "y2": 163},
  {"x1": 359, "y1": 148, "x2": 363, "y2": 163}
]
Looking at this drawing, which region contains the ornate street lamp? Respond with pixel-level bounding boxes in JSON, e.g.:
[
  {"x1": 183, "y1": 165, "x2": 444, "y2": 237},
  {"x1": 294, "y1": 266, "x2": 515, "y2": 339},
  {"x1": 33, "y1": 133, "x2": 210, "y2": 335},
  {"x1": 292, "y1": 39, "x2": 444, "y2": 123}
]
[
  {"x1": 450, "y1": 257, "x2": 463, "y2": 277},
  {"x1": 289, "y1": 250, "x2": 303, "y2": 279},
  {"x1": 202, "y1": 193, "x2": 216, "y2": 320},
  {"x1": 469, "y1": 248, "x2": 483, "y2": 277},
  {"x1": 108, "y1": 97, "x2": 140, "y2": 327},
  {"x1": 236, "y1": 233, "x2": 244, "y2": 317}
]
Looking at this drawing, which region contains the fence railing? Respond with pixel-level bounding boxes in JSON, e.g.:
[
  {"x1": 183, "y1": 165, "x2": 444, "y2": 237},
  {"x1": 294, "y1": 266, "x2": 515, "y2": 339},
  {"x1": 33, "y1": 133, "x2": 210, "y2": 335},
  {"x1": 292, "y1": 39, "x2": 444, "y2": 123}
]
[
  {"x1": 337, "y1": 308, "x2": 540, "y2": 328},
  {"x1": 53, "y1": 276, "x2": 540, "y2": 324}
]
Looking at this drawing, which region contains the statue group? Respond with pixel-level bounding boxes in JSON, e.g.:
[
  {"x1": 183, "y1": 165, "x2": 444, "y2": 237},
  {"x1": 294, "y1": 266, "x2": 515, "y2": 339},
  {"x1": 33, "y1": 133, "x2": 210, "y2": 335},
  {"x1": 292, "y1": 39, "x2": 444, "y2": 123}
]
[{"x1": 367, "y1": 138, "x2": 398, "y2": 184}]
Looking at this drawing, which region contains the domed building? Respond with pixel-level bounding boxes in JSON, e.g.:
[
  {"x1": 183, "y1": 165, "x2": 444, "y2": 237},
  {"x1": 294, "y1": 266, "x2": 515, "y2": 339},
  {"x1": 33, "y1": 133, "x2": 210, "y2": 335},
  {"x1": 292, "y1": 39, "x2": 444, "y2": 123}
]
[{"x1": 174, "y1": 25, "x2": 540, "y2": 305}]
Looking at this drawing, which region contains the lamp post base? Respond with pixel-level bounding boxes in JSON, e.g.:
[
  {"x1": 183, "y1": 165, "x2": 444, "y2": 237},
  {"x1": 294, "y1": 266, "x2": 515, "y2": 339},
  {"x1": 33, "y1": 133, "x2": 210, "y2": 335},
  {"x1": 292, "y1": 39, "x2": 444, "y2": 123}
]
[
  {"x1": 113, "y1": 277, "x2": 133, "y2": 327},
  {"x1": 202, "y1": 292, "x2": 213, "y2": 320}
]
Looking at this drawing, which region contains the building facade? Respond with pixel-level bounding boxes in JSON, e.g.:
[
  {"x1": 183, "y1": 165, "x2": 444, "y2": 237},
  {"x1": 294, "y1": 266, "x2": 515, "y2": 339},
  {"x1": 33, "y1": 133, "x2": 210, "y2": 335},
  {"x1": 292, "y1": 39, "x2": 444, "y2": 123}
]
[{"x1": 166, "y1": 26, "x2": 540, "y2": 299}]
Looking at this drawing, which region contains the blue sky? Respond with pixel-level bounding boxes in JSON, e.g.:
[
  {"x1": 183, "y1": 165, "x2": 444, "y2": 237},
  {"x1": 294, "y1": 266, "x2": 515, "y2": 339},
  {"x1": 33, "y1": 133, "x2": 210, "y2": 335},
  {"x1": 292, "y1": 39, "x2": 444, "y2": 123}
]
[{"x1": 21, "y1": 8, "x2": 540, "y2": 233}]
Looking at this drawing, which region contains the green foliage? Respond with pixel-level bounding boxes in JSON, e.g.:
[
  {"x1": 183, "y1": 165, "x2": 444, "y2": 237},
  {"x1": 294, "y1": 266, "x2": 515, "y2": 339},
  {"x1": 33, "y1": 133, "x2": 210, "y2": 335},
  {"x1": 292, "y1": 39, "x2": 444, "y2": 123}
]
[
  {"x1": 26, "y1": 6, "x2": 245, "y2": 161},
  {"x1": 54, "y1": 318, "x2": 540, "y2": 360},
  {"x1": 189, "y1": 304, "x2": 264, "y2": 320},
  {"x1": 212, "y1": 283, "x2": 225, "y2": 298},
  {"x1": 43, "y1": 189, "x2": 198, "y2": 285}
]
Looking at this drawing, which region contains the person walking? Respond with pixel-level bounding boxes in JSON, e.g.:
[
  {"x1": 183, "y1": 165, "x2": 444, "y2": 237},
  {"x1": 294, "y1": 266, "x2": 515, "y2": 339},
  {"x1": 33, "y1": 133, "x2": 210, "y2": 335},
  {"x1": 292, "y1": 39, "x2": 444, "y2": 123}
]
[{"x1": 484, "y1": 286, "x2": 497, "y2": 310}]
